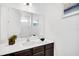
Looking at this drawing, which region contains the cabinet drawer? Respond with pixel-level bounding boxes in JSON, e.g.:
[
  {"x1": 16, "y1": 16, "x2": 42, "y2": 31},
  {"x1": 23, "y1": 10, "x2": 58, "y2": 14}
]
[
  {"x1": 46, "y1": 43, "x2": 54, "y2": 49},
  {"x1": 33, "y1": 45, "x2": 44, "y2": 54},
  {"x1": 15, "y1": 49, "x2": 32, "y2": 56},
  {"x1": 33, "y1": 51, "x2": 44, "y2": 56}
]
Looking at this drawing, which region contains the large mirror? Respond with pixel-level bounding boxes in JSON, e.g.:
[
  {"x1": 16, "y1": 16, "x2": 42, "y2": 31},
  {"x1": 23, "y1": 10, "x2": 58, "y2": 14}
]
[
  {"x1": 6, "y1": 7, "x2": 39, "y2": 39},
  {"x1": 31, "y1": 14, "x2": 39, "y2": 36}
]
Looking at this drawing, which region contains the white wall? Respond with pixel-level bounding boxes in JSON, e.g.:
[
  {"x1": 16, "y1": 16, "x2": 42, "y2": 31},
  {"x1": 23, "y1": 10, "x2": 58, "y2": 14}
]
[
  {"x1": 60, "y1": 14, "x2": 79, "y2": 56},
  {"x1": 43, "y1": 4, "x2": 63, "y2": 55},
  {"x1": 33, "y1": 3, "x2": 79, "y2": 56},
  {"x1": 1, "y1": 6, "x2": 8, "y2": 42},
  {"x1": 0, "y1": 6, "x2": 1, "y2": 39}
]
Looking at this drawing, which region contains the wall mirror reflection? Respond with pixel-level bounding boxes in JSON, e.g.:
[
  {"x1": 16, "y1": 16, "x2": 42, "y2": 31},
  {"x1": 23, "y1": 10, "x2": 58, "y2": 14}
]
[{"x1": 6, "y1": 7, "x2": 40, "y2": 39}]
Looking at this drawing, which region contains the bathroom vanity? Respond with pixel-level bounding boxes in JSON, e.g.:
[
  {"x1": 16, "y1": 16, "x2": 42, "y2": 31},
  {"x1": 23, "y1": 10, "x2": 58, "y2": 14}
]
[
  {"x1": 0, "y1": 39, "x2": 54, "y2": 56},
  {"x1": 3, "y1": 43, "x2": 54, "y2": 56}
]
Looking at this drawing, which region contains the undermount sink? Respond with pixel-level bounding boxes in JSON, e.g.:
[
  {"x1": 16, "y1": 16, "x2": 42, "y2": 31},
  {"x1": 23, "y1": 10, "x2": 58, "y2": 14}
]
[
  {"x1": 21, "y1": 39, "x2": 45, "y2": 48},
  {"x1": 16, "y1": 36, "x2": 42, "y2": 46},
  {"x1": 22, "y1": 38, "x2": 42, "y2": 46},
  {"x1": 17, "y1": 36, "x2": 40, "y2": 42}
]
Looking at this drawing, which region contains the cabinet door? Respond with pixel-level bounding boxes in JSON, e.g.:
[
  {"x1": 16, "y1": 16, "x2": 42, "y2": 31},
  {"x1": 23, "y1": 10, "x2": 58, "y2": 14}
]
[
  {"x1": 33, "y1": 45, "x2": 44, "y2": 54},
  {"x1": 45, "y1": 43, "x2": 54, "y2": 56},
  {"x1": 46, "y1": 43, "x2": 53, "y2": 49},
  {"x1": 45, "y1": 49, "x2": 53, "y2": 56},
  {"x1": 33, "y1": 51, "x2": 44, "y2": 56}
]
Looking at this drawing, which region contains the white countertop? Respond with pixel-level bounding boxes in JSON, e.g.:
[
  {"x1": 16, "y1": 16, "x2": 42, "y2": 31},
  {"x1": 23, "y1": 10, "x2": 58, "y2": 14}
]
[{"x1": 0, "y1": 38, "x2": 54, "y2": 56}]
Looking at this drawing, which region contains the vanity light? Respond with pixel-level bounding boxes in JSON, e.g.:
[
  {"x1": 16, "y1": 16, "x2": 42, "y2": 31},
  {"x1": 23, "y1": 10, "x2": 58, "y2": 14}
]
[
  {"x1": 20, "y1": 17, "x2": 28, "y2": 23},
  {"x1": 20, "y1": 19, "x2": 28, "y2": 23}
]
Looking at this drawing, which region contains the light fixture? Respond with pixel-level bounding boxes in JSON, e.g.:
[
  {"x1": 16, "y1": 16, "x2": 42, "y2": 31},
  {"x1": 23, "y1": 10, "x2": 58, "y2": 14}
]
[
  {"x1": 23, "y1": 3, "x2": 32, "y2": 7},
  {"x1": 21, "y1": 19, "x2": 28, "y2": 23},
  {"x1": 20, "y1": 17, "x2": 28, "y2": 23}
]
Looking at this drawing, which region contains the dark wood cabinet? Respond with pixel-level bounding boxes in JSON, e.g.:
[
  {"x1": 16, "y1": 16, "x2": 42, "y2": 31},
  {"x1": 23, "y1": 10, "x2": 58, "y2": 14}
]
[
  {"x1": 33, "y1": 51, "x2": 44, "y2": 56},
  {"x1": 33, "y1": 45, "x2": 44, "y2": 54},
  {"x1": 3, "y1": 43, "x2": 54, "y2": 56},
  {"x1": 46, "y1": 43, "x2": 53, "y2": 49},
  {"x1": 15, "y1": 49, "x2": 33, "y2": 56},
  {"x1": 3, "y1": 53, "x2": 15, "y2": 56},
  {"x1": 33, "y1": 45, "x2": 45, "y2": 56},
  {"x1": 45, "y1": 43, "x2": 54, "y2": 56},
  {"x1": 45, "y1": 49, "x2": 53, "y2": 56}
]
